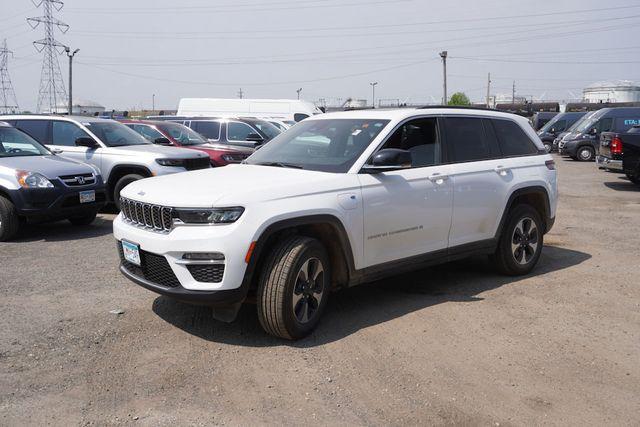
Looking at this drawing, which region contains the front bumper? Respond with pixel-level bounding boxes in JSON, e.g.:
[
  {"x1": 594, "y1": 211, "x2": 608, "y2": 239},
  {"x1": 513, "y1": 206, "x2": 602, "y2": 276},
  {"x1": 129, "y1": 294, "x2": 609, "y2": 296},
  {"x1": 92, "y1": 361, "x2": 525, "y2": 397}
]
[
  {"x1": 9, "y1": 182, "x2": 106, "y2": 220},
  {"x1": 596, "y1": 155, "x2": 623, "y2": 171},
  {"x1": 113, "y1": 215, "x2": 252, "y2": 305}
]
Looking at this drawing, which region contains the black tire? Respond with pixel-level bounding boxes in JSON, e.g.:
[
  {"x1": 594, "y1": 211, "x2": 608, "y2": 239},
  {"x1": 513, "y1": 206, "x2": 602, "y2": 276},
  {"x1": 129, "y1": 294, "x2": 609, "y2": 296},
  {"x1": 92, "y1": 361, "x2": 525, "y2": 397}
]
[
  {"x1": 625, "y1": 172, "x2": 640, "y2": 185},
  {"x1": 0, "y1": 196, "x2": 20, "y2": 242},
  {"x1": 543, "y1": 142, "x2": 552, "y2": 153},
  {"x1": 491, "y1": 204, "x2": 544, "y2": 276},
  {"x1": 113, "y1": 174, "x2": 144, "y2": 210},
  {"x1": 257, "y1": 235, "x2": 331, "y2": 340},
  {"x1": 68, "y1": 211, "x2": 97, "y2": 226},
  {"x1": 576, "y1": 145, "x2": 595, "y2": 162}
]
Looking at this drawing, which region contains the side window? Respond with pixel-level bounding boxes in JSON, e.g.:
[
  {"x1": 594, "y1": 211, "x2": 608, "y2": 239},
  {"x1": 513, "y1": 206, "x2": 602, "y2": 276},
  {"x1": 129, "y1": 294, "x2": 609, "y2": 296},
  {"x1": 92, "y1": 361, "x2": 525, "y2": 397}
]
[
  {"x1": 52, "y1": 121, "x2": 91, "y2": 147},
  {"x1": 597, "y1": 117, "x2": 613, "y2": 133},
  {"x1": 13, "y1": 120, "x2": 49, "y2": 144},
  {"x1": 553, "y1": 120, "x2": 567, "y2": 132},
  {"x1": 227, "y1": 122, "x2": 255, "y2": 141},
  {"x1": 378, "y1": 118, "x2": 441, "y2": 168},
  {"x1": 294, "y1": 113, "x2": 310, "y2": 122},
  {"x1": 133, "y1": 124, "x2": 163, "y2": 142},
  {"x1": 445, "y1": 117, "x2": 500, "y2": 163},
  {"x1": 193, "y1": 121, "x2": 220, "y2": 140},
  {"x1": 491, "y1": 119, "x2": 538, "y2": 157}
]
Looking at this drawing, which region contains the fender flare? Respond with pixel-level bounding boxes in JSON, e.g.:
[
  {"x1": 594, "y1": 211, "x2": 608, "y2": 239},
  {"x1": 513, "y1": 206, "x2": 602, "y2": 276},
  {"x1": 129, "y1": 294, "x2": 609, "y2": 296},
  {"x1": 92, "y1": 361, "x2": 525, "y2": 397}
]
[{"x1": 494, "y1": 186, "x2": 553, "y2": 238}]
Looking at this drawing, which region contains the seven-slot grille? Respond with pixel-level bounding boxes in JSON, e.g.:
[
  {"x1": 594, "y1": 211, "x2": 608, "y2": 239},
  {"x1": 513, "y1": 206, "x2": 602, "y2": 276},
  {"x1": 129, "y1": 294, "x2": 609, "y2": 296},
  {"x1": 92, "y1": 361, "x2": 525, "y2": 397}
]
[
  {"x1": 59, "y1": 173, "x2": 95, "y2": 186},
  {"x1": 120, "y1": 197, "x2": 173, "y2": 231}
]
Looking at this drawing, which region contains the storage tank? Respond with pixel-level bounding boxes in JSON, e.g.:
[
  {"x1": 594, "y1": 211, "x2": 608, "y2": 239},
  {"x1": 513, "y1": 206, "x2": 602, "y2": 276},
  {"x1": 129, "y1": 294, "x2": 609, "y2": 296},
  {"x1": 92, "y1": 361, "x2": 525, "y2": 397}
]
[{"x1": 583, "y1": 80, "x2": 640, "y2": 103}]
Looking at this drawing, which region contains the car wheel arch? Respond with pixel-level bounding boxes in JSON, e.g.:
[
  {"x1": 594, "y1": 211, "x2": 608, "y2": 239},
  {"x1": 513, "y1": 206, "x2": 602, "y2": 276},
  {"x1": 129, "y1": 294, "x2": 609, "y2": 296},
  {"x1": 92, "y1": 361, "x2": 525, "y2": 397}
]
[
  {"x1": 495, "y1": 186, "x2": 552, "y2": 238},
  {"x1": 107, "y1": 165, "x2": 152, "y2": 200}
]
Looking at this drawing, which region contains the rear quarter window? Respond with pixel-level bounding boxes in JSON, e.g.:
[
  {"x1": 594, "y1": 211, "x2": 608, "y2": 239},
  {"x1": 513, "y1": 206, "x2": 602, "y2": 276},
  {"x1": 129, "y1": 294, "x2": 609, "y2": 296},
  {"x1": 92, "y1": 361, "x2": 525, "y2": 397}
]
[{"x1": 491, "y1": 119, "x2": 539, "y2": 157}]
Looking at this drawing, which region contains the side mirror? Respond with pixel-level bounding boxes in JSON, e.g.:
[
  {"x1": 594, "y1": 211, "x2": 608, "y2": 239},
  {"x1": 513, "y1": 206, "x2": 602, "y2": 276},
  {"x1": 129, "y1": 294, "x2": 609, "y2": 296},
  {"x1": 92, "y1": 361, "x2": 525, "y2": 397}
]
[
  {"x1": 245, "y1": 133, "x2": 264, "y2": 143},
  {"x1": 75, "y1": 137, "x2": 98, "y2": 148},
  {"x1": 549, "y1": 128, "x2": 556, "y2": 134},
  {"x1": 589, "y1": 127, "x2": 598, "y2": 135},
  {"x1": 153, "y1": 137, "x2": 172, "y2": 146},
  {"x1": 361, "y1": 148, "x2": 412, "y2": 173}
]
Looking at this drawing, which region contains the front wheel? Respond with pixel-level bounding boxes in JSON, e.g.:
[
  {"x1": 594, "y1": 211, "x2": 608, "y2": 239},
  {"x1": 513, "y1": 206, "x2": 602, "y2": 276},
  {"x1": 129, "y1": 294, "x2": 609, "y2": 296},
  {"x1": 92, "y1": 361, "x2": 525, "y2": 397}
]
[
  {"x1": 0, "y1": 196, "x2": 20, "y2": 242},
  {"x1": 625, "y1": 172, "x2": 640, "y2": 185},
  {"x1": 543, "y1": 142, "x2": 552, "y2": 153},
  {"x1": 577, "y1": 145, "x2": 595, "y2": 162},
  {"x1": 113, "y1": 174, "x2": 144, "y2": 210},
  {"x1": 491, "y1": 204, "x2": 544, "y2": 276},
  {"x1": 257, "y1": 235, "x2": 330, "y2": 340}
]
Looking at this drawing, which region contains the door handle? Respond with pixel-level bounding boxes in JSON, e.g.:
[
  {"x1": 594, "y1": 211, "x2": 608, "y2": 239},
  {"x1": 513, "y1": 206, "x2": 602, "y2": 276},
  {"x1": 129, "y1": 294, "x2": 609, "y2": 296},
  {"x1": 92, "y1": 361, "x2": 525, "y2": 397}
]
[
  {"x1": 428, "y1": 173, "x2": 449, "y2": 184},
  {"x1": 494, "y1": 166, "x2": 510, "y2": 176}
]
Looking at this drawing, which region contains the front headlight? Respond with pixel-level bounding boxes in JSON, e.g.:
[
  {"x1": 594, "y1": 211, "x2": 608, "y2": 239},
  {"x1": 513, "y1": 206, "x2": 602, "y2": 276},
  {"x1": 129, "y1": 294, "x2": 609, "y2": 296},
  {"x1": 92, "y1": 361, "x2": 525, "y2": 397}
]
[
  {"x1": 156, "y1": 158, "x2": 184, "y2": 167},
  {"x1": 221, "y1": 153, "x2": 246, "y2": 163},
  {"x1": 174, "y1": 207, "x2": 244, "y2": 224},
  {"x1": 16, "y1": 171, "x2": 54, "y2": 189}
]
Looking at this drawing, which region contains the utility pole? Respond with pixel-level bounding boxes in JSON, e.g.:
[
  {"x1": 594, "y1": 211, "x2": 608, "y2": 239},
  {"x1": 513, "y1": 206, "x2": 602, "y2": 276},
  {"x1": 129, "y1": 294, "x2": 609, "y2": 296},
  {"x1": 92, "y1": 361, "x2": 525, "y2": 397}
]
[
  {"x1": 0, "y1": 39, "x2": 19, "y2": 114},
  {"x1": 28, "y1": 0, "x2": 69, "y2": 113},
  {"x1": 486, "y1": 72, "x2": 491, "y2": 108},
  {"x1": 439, "y1": 51, "x2": 448, "y2": 105},
  {"x1": 369, "y1": 82, "x2": 378, "y2": 108},
  {"x1": 296, "y1": 88, "x2": 302, "y2": 100},
  {"x1": 512, "y1": 80, "x2": 516, "y2": 105},
  {"x1": 64, "y1": 46, "x2": 79, "y2": 115},
  {"x1": 237, "y1": 88, "x2": 244, "y2": 99},
  {"x1": 152, "y1": 93, "x2": 155, "y2": 111}
]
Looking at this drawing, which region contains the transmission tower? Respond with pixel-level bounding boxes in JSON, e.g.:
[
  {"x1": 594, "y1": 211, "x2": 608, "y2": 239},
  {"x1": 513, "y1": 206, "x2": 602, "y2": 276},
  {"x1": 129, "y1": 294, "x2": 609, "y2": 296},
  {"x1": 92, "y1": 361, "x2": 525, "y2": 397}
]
[
  {"x1": 28, "y1": 0, "x2": 68, "y2": 113},
  {"x1": 0, "y1": 40, "x2": 19, "y2": 114}
]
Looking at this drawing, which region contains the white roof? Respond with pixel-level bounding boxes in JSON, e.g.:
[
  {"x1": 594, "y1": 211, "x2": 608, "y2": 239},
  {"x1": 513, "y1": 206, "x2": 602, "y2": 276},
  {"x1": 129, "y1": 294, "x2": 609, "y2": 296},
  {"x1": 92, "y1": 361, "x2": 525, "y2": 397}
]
[{"x1": 311, "y1": 107, "x2": 520, "y2": 121}]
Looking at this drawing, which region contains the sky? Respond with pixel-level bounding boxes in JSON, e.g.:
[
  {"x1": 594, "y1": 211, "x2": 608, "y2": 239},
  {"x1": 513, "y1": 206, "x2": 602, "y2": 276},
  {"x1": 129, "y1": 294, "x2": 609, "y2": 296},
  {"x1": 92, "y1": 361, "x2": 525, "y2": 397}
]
[{"x1": 2, "y1": 0, "x2": 640, "y2": 112}]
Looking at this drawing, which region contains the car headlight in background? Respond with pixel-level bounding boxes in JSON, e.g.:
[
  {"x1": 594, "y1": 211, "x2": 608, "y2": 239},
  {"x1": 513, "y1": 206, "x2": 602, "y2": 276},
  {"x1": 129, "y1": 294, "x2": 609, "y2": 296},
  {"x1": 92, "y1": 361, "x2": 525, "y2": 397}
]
[
  {"x1": 156, "y1": 158, "x2": 185, "y2": 167},
  {"x1": 221, "y1": 154, "x2": 246, "y2": 163},
  {"x1": 174, "y1": 207, "x2": 244, "y2": 224},
  {"x1": 16, "y1": 170, "x2": 54, "y2": 188}
]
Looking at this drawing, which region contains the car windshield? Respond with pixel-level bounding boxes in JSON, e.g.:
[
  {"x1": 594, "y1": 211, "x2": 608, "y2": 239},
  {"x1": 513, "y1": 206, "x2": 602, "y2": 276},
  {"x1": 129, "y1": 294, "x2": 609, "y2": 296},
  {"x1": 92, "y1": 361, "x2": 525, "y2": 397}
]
[
  {"x1": 158, "y1": 122, "x2": 206, "y2": 146},
  {"x1": 0, "y1": 127, "x2": 50, "y2": 157},
  {"x1": 573, "y1": 111, "x2": 603, "y2": 133},
  {"x1": 84, "y1": 121, "x2": 151, "y2": 147},
  {"x1": 245, "y1": 118, "x2": 390, "y2": 173},
  {"x1": 251, "y1": 120, "x2": 281, "y2": 140},
  {"x1": 538, "y1": 114, "x2": 564, "y2": 133}
]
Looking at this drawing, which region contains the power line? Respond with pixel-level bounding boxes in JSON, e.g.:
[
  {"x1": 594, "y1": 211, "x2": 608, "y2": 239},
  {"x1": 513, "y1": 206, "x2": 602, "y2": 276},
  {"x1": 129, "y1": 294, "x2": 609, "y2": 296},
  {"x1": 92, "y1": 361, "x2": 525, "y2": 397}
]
[{"x1": 28, "y1": 0, "x2": 68, "y2": 113}]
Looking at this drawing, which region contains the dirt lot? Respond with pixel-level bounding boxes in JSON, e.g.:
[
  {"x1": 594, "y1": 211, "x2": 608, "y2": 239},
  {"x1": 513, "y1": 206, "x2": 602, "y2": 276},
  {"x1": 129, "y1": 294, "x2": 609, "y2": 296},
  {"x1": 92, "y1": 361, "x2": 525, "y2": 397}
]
[{"x1": 1, "y1": 156, "x2": 639, "y2": 426}]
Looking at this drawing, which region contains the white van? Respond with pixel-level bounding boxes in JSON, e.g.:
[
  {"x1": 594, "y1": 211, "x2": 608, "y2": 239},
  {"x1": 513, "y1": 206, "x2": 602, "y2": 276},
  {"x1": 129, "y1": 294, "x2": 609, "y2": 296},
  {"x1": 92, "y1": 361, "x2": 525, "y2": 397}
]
[{"x1": 177, "y1": 98, "x2": 322, "y2": 122}]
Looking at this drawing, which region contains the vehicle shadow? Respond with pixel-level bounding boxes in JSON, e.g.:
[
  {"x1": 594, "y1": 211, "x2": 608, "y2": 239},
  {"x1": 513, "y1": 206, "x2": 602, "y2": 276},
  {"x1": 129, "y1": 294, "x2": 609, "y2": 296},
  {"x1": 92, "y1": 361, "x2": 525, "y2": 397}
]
[
  {"x1": 152, "y1": 245, "x2": 591, "y2": 347},
  {"x1": 604, "y1": 180, "x2": 640, "y2": 192},
  {"x1": 9, "y1": 214, "x2": 114, "y2": 243}
]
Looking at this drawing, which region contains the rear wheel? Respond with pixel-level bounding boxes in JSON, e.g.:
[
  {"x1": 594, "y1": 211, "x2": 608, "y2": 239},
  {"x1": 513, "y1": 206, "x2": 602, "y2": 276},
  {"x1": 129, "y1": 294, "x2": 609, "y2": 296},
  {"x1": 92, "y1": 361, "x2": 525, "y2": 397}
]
[
  {"x1": 113, "y1": 174, "x2": 144, "y2": 210},
  {"x1": 625, "y1": 172, "x2": 640, "y2": 185},
  {"x1": 577, "y1": 145, "x2": 595, "y2": 162},
  {"x1": 491, "y1": 204, "x2": 544, "y2": 276},
  {"x1": 68, "y1": 212, "x2": 97, "y2": 226},
  {"x1": 257, "y1": 235, "x2": 330, "y2": 340},
  {"x1": 0, "y1": 196, "x2": 20, "y2": 242}
]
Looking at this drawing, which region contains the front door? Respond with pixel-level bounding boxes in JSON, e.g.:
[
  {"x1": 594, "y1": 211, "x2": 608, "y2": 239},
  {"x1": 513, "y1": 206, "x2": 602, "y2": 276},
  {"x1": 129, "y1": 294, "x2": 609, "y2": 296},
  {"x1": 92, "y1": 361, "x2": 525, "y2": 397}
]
[
  {"x1": 49, "y1": 120, "x2": 102, "y2": 173},
  {"x1": 359, "y1": 117, "x2": 453, "y2": 267}
]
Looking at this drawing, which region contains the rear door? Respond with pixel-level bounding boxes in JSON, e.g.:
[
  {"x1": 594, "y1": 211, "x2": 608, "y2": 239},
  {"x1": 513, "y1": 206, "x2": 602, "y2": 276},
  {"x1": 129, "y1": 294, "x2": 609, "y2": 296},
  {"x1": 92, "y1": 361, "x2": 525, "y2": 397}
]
[{"x1": 445, "y1": 117, "x2": 513, "y2": 247}]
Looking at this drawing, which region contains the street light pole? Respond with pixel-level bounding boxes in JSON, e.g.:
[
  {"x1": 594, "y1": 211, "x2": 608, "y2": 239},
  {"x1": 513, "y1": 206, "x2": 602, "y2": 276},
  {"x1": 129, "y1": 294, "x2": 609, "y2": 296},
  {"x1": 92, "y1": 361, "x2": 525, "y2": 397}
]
[
  {"x1": 64, "y1": 47, "x2": 79, "y2": 115},
  {"x1": 370, "y1": 82, "x2": 378, "y2": 108},
  {"x1": 152, "y1": 94, "x2": 155, "y2": 111},
  {"x1": 439, "y1": 51, "x2": 448, "y2": 105},
  {"x1": 296, "y1": 88, "x2": 302, "y2": 100}
]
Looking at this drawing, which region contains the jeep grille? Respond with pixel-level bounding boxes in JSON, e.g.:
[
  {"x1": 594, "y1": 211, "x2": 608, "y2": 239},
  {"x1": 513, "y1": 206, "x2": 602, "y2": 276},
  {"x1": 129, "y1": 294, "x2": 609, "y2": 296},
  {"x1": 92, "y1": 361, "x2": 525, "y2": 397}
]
[{"x1": 120, "y1": 197, "x2": 173, "y2": 232}]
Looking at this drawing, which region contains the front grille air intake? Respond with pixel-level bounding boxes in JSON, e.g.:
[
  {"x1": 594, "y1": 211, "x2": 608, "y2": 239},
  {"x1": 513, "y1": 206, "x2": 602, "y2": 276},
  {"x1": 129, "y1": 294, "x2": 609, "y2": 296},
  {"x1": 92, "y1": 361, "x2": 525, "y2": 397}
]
[{"x1": 120, "y1": 197, "x2": 173, "y2": 231}]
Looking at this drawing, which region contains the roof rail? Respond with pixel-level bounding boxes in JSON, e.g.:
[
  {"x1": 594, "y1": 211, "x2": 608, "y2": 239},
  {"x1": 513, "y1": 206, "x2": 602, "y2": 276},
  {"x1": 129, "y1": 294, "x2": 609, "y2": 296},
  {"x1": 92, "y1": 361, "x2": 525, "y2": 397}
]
[{"x1": 417, "y1": 105, "x2": 501, "y2": 112}]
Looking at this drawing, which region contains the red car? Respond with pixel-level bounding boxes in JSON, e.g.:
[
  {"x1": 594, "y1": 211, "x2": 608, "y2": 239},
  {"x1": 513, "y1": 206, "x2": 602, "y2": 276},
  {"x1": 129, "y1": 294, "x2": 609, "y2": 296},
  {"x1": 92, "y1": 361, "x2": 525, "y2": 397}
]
[{"x1": 120, "y1": 119, "x2": 252, "y2": 166}]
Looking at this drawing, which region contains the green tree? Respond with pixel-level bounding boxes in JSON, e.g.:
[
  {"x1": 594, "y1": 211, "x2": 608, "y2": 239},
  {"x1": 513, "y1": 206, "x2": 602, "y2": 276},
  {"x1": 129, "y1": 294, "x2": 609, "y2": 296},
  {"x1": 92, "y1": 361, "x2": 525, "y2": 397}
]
[{"x1": 448, "y1": 92, "x2": 471, "y2": 106}]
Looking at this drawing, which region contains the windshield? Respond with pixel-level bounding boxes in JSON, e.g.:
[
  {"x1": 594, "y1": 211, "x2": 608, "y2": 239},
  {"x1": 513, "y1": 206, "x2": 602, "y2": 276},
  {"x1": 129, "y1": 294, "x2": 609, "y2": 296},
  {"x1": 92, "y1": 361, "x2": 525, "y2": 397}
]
[
  {"x1": 539, "y1": 114, "x2": 564, "y2": 133},
  {"x1": 0, "y1": 127, "x2": 50, "y2": 157},
  {"x1": 85, "y1": 121, "x2": 151, "y2": 147},
  {"x1": 245, "y1": 118, "x2": 390, "y2": 173},
  {"x1": 251, "y1": 120, "x2": 281, "y2": 140},
  {"x1": 574, "y1": 111, "x2": 603, "y2": 133},
  {"x1": 158, "y1": 122, "x2": 206, "y2": 146}
]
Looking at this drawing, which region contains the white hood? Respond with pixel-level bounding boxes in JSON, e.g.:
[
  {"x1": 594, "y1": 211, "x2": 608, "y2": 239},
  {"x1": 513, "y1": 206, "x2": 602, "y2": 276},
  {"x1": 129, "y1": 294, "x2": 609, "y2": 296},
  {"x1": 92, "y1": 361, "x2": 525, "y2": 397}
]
[{"x1": 120, "y1": 164, "x2": 358, "y2": 208}]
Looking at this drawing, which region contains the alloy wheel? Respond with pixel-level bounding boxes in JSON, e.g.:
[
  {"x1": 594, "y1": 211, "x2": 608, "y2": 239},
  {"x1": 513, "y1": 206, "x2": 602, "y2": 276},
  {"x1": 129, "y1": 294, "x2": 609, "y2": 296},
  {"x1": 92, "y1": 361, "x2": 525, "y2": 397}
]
[
  {"x1": 511, "y1": 217, "x2": 539, "y2": 265},
  {"x1": 292, "y1": 257, "x2": 325, "y2": 324}
]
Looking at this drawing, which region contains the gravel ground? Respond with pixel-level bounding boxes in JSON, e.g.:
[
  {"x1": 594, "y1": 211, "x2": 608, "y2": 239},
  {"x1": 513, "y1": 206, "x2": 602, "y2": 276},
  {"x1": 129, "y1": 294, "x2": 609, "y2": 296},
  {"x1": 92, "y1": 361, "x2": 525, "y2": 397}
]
[{"x1": 1, "y1": 156, "x2": 639, "y2": 426}]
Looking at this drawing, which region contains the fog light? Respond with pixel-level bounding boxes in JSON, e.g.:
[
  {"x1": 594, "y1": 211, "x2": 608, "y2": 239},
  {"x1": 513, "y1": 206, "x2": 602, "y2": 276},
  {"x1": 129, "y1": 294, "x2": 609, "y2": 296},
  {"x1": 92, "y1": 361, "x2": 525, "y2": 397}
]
[{"x1": 182, "y1": 252, "x2": 225, "y2": 261}]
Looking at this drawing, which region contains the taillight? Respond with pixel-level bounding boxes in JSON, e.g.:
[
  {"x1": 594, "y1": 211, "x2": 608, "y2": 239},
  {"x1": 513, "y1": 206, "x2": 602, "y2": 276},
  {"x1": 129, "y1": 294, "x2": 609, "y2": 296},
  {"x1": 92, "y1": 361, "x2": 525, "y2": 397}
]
[
  {"x1": 610, "y1": 137, "x2": 623, "y2": 155},
  {"x1": 545, "y1": 160, "x2": 556, "y2": 170}
]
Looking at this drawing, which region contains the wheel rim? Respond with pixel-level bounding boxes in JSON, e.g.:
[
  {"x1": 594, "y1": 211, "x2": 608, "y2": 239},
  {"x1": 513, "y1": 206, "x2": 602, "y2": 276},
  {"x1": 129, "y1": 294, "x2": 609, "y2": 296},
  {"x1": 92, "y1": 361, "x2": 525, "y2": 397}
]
[
  {"x1": 511, "y1": 217, "x2": 539, "y2": 265},
  {"x1": 579, "y1": 148, "x2": 592, "y2": 160},
  {"x1": 544, "y1": 143, "x2": 551, "y2": 152},
  {"x1": 292, "y1": 257, "x2": 325, "y2": 324}
]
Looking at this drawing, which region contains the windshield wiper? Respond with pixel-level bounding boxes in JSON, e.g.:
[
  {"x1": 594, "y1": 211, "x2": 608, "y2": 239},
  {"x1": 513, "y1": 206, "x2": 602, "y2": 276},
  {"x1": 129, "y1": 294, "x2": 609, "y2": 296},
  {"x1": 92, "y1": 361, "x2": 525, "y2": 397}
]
[{"x1": 253, "y1": 161, "x2": 303, "y2": 169}]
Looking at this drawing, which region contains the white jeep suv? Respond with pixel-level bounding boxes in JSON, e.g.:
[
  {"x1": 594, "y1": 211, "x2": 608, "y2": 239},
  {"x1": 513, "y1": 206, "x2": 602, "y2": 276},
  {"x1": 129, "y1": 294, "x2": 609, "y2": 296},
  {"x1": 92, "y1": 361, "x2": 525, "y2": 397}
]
[{"x1": 114, "y1": 107, "x2": 557, "y2": 340}]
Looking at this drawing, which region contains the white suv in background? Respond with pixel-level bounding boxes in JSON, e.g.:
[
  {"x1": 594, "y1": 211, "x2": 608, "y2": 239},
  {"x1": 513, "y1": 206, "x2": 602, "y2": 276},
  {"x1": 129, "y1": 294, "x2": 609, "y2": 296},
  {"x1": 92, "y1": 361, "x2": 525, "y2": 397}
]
[{"x1": 113, "y1": 107, "x2": 558, "y2": 340}]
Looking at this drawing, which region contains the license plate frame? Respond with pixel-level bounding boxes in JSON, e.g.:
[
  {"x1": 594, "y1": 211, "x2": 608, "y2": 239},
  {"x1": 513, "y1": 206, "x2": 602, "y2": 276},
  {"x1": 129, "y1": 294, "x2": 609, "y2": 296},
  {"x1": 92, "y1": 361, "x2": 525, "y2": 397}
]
[
  {"x1": 121, "y1": 240, "x2": 141, "y2": 266},
  {"x1": 79, "y1": 190, "x2": 96, "y2": 204}
]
